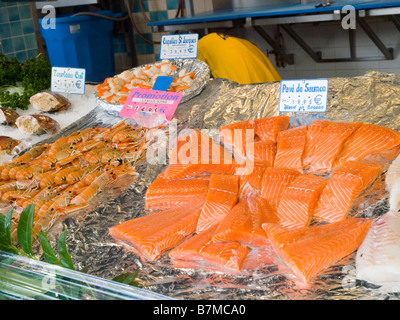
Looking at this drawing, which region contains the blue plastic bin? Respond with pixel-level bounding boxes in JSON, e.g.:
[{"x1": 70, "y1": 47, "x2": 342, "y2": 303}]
[{"x1": 39, "y1": 10, "x2": 119, "y2": 83}]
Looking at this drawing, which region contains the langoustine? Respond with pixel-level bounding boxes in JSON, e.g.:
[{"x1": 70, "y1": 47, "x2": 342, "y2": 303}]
[{"x1": 0, "y1": 119, "x2": 148, "y2": 242}]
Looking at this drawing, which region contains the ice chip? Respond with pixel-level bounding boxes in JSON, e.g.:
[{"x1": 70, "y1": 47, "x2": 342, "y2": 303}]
[{"x1": 131, "y1": 111, "x2": 168, "y2": 128}]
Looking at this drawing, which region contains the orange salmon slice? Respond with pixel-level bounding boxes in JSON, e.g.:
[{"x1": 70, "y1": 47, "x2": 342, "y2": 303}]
[
  {"x1": 218, "y1": 119, "x2": 256, "y2": 159},
  {"x1": 236, "y1": 163, "x2": 267, "y2": 191},
  {"x1": 171, "y1": 247, "x2": 275, "y2": 275},
  {"x1": 308, "y1": 121, "x2": 363, "y2": 173},
  {"x1": 163, "y1": 129, "x2": 236, "y2": 181},
  {"x1": 313, "y1": 160, "x2": 382, "y2": 223},
  {"x1": 262, "y1": 218, "x2": 373, "y2": 283},
  {"x1": 212, "y1": 192, "x2": 279, "y2": 247},
  {"x1": 169, "y1": 225, "x2": 250, "y2": 271},
  {"x1": 274, "y1": 125, "x2": 308, "y2": 170},
  {"x1": 302, "y1": 120, "x2": 331, "y2": 166},
  {"x1": 334, "y1": 124, "x2": 400, "y2": 167},
  {"x1": 276, "y1": 174, "x2": 328, "y2": 229},
  {"x1": 196, "y1": 174, "x2": 239, "y2": 232},
  {"x1": 260, "y1": 167, "x2": 302, "y2": 211},
  {"x1": 246, "y1": 140, "x2": 276, "y2": 166},
  {"x1": 109, "y1": 201, "x2": 204, "y2": 261},
  {"x1": 145, "y1": 176, "x2": 210, "y2": 211},
  {"x1": 255, "y1": 116, "x2": 290, "y2": 142}
]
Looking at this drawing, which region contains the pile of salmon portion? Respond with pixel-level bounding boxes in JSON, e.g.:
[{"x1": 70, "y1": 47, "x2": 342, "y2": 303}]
[{"x1": 110, "y1": 116, "x2": 400, "y2": 283}]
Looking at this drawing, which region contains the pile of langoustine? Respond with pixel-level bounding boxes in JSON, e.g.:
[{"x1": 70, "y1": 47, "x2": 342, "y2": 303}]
[
  {"x1": 0, "y1": 119, "x2": 148, "y2": 242},
  {"x1": 109, "y1": 116, "x2": 400, "y2": 284}
]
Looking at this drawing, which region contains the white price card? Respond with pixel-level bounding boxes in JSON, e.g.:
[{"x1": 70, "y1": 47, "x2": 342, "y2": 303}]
[
  {"x1": 51, "y1": 67, "x2": 86, "y2": 95},
  {"x1": 160, "y1": 33, "x2": 198, "y2": 60},
  {"x1": 278, "y1": 79, "x2": 328, "y2": 113}
]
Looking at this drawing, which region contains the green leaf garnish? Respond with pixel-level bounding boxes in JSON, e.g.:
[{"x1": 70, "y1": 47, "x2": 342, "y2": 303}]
[
  {"x1": 38, "y1": 232, "x2": 60, "y2": 265},
  {"x1": 16, "y1": 204, "x2": 35, "y2": 257},
  {"x1": 57, "y1": 230, "x2": 75, "y2": 270},
  {"x1": 112, "y1": 271, "x2": 140, "y2": 287}
]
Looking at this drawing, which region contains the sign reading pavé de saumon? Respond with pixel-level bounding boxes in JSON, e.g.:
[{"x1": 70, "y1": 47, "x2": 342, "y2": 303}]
[{"x1": 279, "y1": 79, "x2": 328, "y2": 113}]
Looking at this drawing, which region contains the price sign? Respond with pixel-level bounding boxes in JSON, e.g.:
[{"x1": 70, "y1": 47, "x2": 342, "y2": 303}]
[
  {"x1": 119, "y1": 88, "x2": 182, "y2": 123},
  {"x1": 160, "y1": 33, "x2": 198, "y2": 60},
  {"x1": 279, "y1": 79, "x2": 328, "y2": 113},
  {"x1": 51, "y1": 67, "x2": 86, "y2": 95}
]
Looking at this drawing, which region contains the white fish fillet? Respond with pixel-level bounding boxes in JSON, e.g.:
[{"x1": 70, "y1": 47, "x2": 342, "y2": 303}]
[
  {"x1": 389, "y1": 180, "x2": 400, "y2": 212},
  {"x1": 385, "y1": 153, "x2": 400, "y2": 211},
  {"x1": 356, "y1": 210, "x2": 400, "y2": 291},
  {"x1": 386, "y1": 153, "x2": 400, "y2": 192}
]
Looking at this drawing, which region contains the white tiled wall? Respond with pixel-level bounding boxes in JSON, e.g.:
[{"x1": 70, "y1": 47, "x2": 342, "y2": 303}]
[{"x1": 192, "y1": 0, "x2": 400, "y2": 79}]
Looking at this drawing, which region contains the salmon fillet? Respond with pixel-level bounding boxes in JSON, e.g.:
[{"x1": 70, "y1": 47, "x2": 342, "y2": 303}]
[
  {"x1": 334, "y1": 124, "x2": 400, "y2": 167},
  {"x1": 171, "y1": 247, "x2": 276, "y2": 275},
  {"x1": 212, "y1": 192, "x2": 279, "y2": 247},
  {"x1": 313, "y1": 161, "x2": 382, "y2": 223},
  {"x1": 274, "y1": 125, "x2": 308, "y2": 170},
  {"x1": 145, "y1": 176, "x2": 211, "y2": 211},
  {"x1": 262, "y1": 217, "x2": 373, "y2": 283},
  {"x1": 163, "y1": 129, "x2": 236, "y2": 181},
  {"x1": 246, "y1": 140, "x2": 276, "y2": 166},
  {"x1": 109, "y1": 201, "x2": 204, "y2": 261},
  {"x1": 169, "y1": 225, "x2": 250, "y2": 271},
  {"x1": 236, "y1": 163, "x2": 267, "y2": 191},
  {"x1": 255, "y1": 116, "x2": 290, "y2": 142},
  {"x1": 196, "y1": 174, "x2": 239, "y2": 232},
  {"x1": 276, "y1": 174, "x2": 328, "y2": 228},
  {"x1": 260, "y1": 167, "x2": 302, "y2": 211},
  {"x1": 308, "y1": 121, "x2": 363, "y2": 173},
  {"x1": 302, "y1": 120, "x2": 331, "y2": 166},
  {"x1": 218, "y1": 119, "x2": 256, "y2": 159}
]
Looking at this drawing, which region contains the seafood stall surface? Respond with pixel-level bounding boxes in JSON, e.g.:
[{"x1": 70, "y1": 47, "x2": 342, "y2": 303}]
[{"x1": 6, "y1": 72, "x2": 400, "y2": 300}]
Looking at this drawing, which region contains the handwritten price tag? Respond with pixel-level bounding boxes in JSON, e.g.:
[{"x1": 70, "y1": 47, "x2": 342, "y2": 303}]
[
  {"x1": 51, "y1": 67, "x2": 86, "y2": 95},
  {"x1": 279, "y1": 79, "x2": 328, "y2": 113},
  {"x1": 119, "y1": 88, "x2": 182, "y2": 125}
]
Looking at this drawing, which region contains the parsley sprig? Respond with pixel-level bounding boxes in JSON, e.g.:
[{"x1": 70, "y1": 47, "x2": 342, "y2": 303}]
[{"x1": 0, "y1": 53, "x2": 52, "y2": 110}]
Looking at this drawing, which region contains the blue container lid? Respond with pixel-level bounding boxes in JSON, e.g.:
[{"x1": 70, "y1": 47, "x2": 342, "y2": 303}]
[{"x1": 39, "y1": 10, "x2": 121, "y2": 24}]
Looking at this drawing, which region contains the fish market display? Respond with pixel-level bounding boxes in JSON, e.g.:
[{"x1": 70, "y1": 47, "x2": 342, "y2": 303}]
[
  {"x1": 15, "y1": 114, "x2": 60, "y2": 135},
  {"x1": 109, "y1": 116, "x2": 400, "y2": 283},
  {"x1": 0, "y1": 119, "x2": 148, "y2": 241},
  {"x1": 97, "y1": 60, "x2": 199, "y2": 104},
  {"x1": 30, "y1": 92, "x2": 71, "y2": 112}
]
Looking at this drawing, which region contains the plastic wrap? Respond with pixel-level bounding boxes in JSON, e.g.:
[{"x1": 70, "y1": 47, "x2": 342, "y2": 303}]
[
  {"x1": 2, "y1": 71, "x2": 400, "y2": 300},
  {"x1": 0, "y1": 251, "x2": 172, "y2": 300}
]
